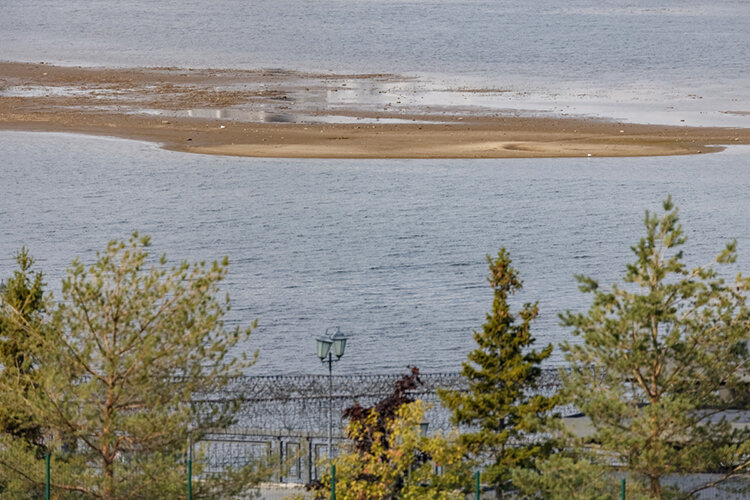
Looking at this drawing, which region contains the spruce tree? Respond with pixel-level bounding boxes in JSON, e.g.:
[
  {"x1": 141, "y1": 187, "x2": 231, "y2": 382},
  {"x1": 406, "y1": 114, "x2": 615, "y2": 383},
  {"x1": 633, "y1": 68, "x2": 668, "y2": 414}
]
[
  {"x1": 439, "y1": 248, "x2": 557, "y2": 497},
  {"x1": 0, "y1": 248, "x2": 46, "y2": 452},
  {"x1": 561, "y1": 197, "x2": 750, "y2": 498}
]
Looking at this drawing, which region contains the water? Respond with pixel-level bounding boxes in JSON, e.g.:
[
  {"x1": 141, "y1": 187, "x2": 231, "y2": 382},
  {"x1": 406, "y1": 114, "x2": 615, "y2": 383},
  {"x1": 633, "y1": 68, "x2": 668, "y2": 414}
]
[
  {"x1": 2, "y1": 131, "x2": 749, "y2": 374},
  {"x1": 2, "y1": 0, "x2": 750, "y2": 125},
  {"x1": 2, "y1": 1, "x2": 749, "y2": 373}
]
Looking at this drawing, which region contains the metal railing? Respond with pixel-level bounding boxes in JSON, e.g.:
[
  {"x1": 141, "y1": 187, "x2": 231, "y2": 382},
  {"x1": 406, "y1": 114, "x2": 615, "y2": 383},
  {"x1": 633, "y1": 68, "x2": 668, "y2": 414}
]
[
  {"x1": 197, "y1": 369, "x2": 564, "y2": 433},
  {"x1": 192, "y1": 369, "x2": 566, "y2": 484}
]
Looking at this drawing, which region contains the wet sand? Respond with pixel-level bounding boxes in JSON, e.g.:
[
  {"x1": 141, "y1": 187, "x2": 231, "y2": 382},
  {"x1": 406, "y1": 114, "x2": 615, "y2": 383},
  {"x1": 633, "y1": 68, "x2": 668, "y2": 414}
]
[{"x1": 1, "y1": 61, "x2": 748, "y2": 158}]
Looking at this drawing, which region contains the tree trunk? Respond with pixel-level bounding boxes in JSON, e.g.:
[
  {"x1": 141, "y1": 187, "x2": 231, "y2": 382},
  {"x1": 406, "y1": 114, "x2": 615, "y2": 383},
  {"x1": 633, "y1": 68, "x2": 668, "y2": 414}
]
[
  {"x1": 102, "y1": 454, "x2": 114, "y2": 499},
  {"x1": 649, "y1": 475, "x2": 661, "y2": 498}
]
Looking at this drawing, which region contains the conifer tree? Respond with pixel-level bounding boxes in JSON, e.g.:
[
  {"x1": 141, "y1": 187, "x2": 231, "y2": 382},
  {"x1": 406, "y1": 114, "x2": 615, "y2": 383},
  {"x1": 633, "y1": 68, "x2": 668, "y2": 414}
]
[
  {"x1": 511, "y1": 453, "x2": 622, "y2": 500},
  {"x1": 0, "y1": 248, "x2": 46, "y2": 452},
  {"x1": 561, "y1": 197, "x2": 750, "y2": 498},
  {"x1": 0, "y1": 234, "x2": 263, "y2": 499},
  {"x1": 439, "y1": 249, "x2": 557, "y2": 498}
]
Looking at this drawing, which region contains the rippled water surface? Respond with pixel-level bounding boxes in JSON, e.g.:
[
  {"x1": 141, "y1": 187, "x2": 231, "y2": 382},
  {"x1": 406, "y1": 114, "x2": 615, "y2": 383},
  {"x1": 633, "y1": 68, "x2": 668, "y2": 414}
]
[
  {"x1": 2, "y1": 132, "x2": 749, "y2": 374},
  {"x1": 2, "y1": 0, "x2": 749, "y2": 374}
]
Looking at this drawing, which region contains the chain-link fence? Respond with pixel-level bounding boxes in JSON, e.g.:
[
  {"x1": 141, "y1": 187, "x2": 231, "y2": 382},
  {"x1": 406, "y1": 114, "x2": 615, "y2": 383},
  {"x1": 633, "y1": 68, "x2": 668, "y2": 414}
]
[
  {"x1": 193, "y1": 370, "x2": 748, "y2": 499},
  {"x1": 3, "y1": 370, "x2": 746, "y2": 499},
  {"x1": 193, "y1": 370, "x2": 564, "y2": 485}
]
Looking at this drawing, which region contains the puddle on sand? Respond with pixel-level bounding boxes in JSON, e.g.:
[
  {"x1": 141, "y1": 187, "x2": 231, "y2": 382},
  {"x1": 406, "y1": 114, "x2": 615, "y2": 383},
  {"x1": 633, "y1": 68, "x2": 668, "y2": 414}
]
[
  {"x1": 5, "y1": 77, "x2": 750, "y2": 128},
  {"x1": 140, "y1": 107, "x2": 446, "y2": 125},
  {"x1": 0, "y1": 85, "x2": 132, "y2": 98},
  {"x1": 162, "y1": 83, "x2": 750, "y2": 128}
]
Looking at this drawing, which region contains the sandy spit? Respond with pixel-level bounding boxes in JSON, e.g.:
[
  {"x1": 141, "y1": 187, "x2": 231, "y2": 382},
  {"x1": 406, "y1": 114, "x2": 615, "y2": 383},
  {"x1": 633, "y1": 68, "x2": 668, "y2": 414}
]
[{"x1": 1, "y1": 61, "x2": 748, "y2": 159}]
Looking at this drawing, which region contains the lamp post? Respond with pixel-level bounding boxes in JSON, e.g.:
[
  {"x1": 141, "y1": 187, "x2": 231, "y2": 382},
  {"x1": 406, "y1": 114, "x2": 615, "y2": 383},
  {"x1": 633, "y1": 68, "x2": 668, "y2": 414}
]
[{"x1": 316, "y1": 327, "x2": 349, "y2": 459}]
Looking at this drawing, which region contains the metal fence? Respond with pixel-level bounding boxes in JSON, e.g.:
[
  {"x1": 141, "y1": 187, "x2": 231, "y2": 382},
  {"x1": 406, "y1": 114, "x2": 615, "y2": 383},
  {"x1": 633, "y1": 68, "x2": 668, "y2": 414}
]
[
  {"x1": 15, "y1": 370, "x2": 745, "y2": 498},
  {"x1": 199, "y1": 369, "x2": 565, "y2": 433},
  {"x1": 192, "y1": 370, "x2": 749, "y2": 498},
  {"x1": 193, "y1": 369, "x2": 565, "y2": 484}
]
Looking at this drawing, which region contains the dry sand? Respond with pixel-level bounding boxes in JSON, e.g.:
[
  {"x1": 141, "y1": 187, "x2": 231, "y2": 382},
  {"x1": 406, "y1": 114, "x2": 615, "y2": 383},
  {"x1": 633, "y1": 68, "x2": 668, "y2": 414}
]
[{"x1": 1, "y1": 61, "x2": 748, "y2": 159}]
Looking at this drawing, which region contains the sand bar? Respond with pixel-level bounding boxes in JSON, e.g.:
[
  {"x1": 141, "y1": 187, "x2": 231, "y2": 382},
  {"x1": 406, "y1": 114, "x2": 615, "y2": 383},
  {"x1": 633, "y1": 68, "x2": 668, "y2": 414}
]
[{"x1": 1, "y1": 62, "x2": 749, "y2": 159}]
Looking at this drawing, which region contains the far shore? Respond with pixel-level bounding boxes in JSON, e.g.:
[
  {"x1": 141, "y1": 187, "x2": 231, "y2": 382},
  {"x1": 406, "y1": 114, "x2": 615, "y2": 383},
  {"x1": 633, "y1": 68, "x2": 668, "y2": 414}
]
[{"x1": 1, "y1": 61, "x2": 749, "y2": 159}]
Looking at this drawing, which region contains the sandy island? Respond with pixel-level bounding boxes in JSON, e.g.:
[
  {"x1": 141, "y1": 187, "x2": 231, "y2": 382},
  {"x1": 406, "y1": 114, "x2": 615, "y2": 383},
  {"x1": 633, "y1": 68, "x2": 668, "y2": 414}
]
[{"x1": 1, "y1": 61, "x2": 749, "y2": 159}]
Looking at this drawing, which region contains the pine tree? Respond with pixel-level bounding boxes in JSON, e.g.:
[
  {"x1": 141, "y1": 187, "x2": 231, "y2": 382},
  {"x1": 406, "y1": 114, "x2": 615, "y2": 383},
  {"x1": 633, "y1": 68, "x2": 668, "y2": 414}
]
[
  {"x1": 560, "y1": 197, "x2": 750, "y2": 498},
  {"x1": 511, "y1": 453, "x2": 622, "y2": 500},
  {"x1": 0, "y1": 234, "x2": 263, "y2": 499},
  {"x1": 0, "y1": 248, "x2": 46, "y2": 452},
  {"x1": 439, "y1": 248, "x2": 557, "y2": 498}
]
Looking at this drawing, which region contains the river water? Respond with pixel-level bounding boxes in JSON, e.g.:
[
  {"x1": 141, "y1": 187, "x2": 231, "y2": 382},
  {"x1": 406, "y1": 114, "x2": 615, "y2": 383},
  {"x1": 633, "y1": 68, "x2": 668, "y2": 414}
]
[
  {"x1": 2, "y1": 131, "x2": 749, "y2": 374},
  {"x1": 2, "y1": 0, "x2": 749, "y2": 373}
]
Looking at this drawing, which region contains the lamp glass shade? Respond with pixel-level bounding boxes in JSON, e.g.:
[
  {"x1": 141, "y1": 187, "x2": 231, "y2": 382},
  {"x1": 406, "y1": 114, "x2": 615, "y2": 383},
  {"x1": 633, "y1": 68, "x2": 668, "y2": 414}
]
[
  {"x1": 419, "y1": 421, "x2": 429, "y2": 436},
  {"x1": 316, "y1": 338, "x2": 332, "y2": 359},
  {"x1": 331, "y1": 331, "x2": 348, "y2": 358}
]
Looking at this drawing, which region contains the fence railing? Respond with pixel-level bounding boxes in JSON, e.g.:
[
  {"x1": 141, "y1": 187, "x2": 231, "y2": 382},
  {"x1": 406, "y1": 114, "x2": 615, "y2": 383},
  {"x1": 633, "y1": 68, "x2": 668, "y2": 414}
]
[
  {"x1": 7, "y1": 369, "x2": 747, "y2": 498},
  {"x1": 192, "y1": 369, "x2": 567, "y2": 484},
  {"x1": 196, "y1": 369, "x2": 565, "y2": 434}
]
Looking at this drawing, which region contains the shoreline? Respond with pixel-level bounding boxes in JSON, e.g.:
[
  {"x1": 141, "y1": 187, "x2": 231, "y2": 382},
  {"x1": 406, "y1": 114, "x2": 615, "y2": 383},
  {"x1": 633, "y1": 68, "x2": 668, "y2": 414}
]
[{"x1": 2, "y1": 61, "x2": 749, "y2": 159}]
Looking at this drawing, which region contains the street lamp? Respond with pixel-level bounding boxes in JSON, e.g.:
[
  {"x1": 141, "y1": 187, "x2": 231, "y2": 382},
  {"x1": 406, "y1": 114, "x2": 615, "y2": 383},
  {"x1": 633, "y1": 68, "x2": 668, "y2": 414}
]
[{"x1": 316, "y1": 327, "x2": 349, "y2": 459}]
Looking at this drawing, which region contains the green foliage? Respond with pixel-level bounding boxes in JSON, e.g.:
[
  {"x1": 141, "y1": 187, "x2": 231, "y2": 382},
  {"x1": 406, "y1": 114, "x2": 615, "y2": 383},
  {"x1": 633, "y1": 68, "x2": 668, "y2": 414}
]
[
  {"x1": 0, "y1": 234, "x2": 261, "y2": 499},
  {"x1": 438, "y1": 248, "x2": 557, "y2": 495},
  {"x1": 0, "y1": 248, "x2": 46, "y2": 452},
  {"x1": 512, "y1": 454, "x2": 626, "y2": 500},
  {"x1": 317, "y1": 400, "x2": 470, "y2": 500},
  {"x1": 560, "y1": 197, "x2": 750, "y2": 498},
  {"x1": 510, "y1": 423, "x2": 654, "y2": 500}
]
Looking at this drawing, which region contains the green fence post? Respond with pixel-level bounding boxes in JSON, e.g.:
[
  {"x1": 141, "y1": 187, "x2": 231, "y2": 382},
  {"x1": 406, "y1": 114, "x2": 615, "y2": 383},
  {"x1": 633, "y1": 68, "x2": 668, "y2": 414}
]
[
  {"x1": 187, "y1": 435, "x2": 193, "y2": 500},
  {"x1": 475, "y1": 470, "x2": 480, "y2": 500},
  {"x1": 621, "y1": 478, "x2": 626, "y2": 500},
  {"x1": 187, "y1": 459, "x2": 192, "y2": 500},
  {"x1": 45, "y1": 452, "x2": 50, "y2": 500},
  {"x1": 331, "y1": 464, "x2": 336, "y2": 500}
]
